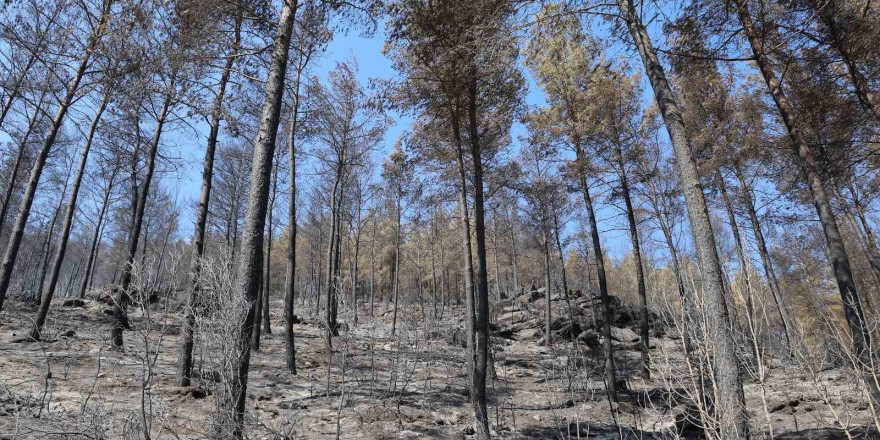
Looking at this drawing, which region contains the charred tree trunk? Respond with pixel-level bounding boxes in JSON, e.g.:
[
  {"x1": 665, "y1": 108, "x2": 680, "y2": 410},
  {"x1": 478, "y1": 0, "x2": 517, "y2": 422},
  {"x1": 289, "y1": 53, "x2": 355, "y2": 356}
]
[
  {"x1": 848, "y1": 182, "x2": 880, "y2": 297},
  {"x1": 616, "y1": 0, "x2": 747, "y2": 434},
  {"x1": 263, "y1": 152, "x2": 282, "y2": 336},
  {"x1": 0, "y1": 0, "x2": 114, "y2": 312},
  {"x1": 717, "y1": 171, "x2": 761, "y2": 362},
  {"x1": 616, "y1": 154, "x2": 650, "y2": 377},
  {"x1": 551, "y1": 209, "x2": 579, "y2": 351},
  {"x1": 391, "y1": 194, "x2": 402, "y2": 335},
  {"x1": 0, "y1": 100, "x2": 44, "y2": 238},
  {"x1": 112, "y1": 83, "x2": 174, "y2": 350},
  {"x1": 736, "y1": 0, "x2": 874, "y2": 384},
  {"x1": 284, "y1": 60, "x2": 304, "y2": 374},
  {"x1": 79, "y1": 167, "x2": 117, "y2": 299},
  {"x1": 221, "y1": 0, "x2": 296, "y2": 436},
  {"x1": 30, "y1": 90, "x2": 110, "y2": 340},
  {"x1": 467, "y1": 76, "x2": 491, "y2": 440},
  {"x1": 542, "y1": 224, "x2": 553, "y2": 348},
  {"x1": 575, "y1": 144, "x2": 617, "y2": 403},
  {"x1": 451, "y1": 114, "x2": 476, "y2": 406},
  {"x1": 177, "y1": 11, "x2": 242, "y2": 386},
  {"x1": 733, "y1": 164, "x2": 792, "y2": 354}
]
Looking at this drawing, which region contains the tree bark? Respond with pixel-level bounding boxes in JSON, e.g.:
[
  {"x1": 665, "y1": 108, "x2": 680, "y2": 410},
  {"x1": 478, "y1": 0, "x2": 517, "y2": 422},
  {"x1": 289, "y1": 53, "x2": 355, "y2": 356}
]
[
  {"x1": 467, "y1": 77, "x2": 491, "y2": 440},
  {"x1": 391, "y1": 193, "x2": 402, "y2": 335},
  {"x1": 79, "y1": 166, "x2": 117, "y2": 299},
  {"x1": 616, "y1": 160, "x2": 650, "y2": 377},
  {"x1": 552, "y1": 210, "x2": 578, "y2": 349},
  {"x1": 262, "y1": 151, "x2": 282, "y2": 336},
  {"x1": 717, "y1": 171, "x2": 761, "y2": 362},
  {"x1": 847, "y1": 182, "x2": 880, "y2": 297},
  {"x1": 451, "y1": 113, "x2": 476, "y2": 407},
  {"x1": 574, "y1": 145, "x2": 617, "y2": 403},
  {"x1": 542, "y1": 225, "x2": 553, "y2": 348},
  {"x1": 616, "y1": 1, "x2": 748, "y2": 435},
  {"x1": 177, "y1": 10, "x2": 242, "y2": 385},
  {"x1": 221, "y1": 1, "x2": 296, "y2": 437},
  {"x1": 732, "y1": 164, "x2": 793, "y2": 354},
  {"x1": 0, "y1": 99, "x2": 44, "y2": 238},
  {"x1": 111, "y1": 83, "x2": 174, "y2": 350},
  {"x1": 284, "y1": 58, "x2": 304, "y2": 374},
  {"x1": 30, "y1": 89, "x2": 110, "y2": 340}
]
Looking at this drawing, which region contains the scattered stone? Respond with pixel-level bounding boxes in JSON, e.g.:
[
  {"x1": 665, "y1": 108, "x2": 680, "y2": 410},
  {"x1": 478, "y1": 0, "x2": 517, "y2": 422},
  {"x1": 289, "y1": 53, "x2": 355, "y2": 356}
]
[
  {"x1": 61, "y1": 298, "x2": 85, "y2": 307},
  {"x1": 279, "y1": 401, "x2": 307, "y2": 410},
  {"x1": 187, "y1": 387, "x2": 210, "y2": 399},
  {"x1": 768, "y1": 397, "x2": 801, "y2": 414}
]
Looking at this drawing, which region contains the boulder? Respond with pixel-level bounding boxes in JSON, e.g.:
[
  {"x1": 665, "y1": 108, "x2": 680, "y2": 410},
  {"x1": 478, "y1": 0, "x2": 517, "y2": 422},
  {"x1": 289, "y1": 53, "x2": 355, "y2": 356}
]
[
  {"x1": 577, "y1": 331, "x2": 600, "y2": 351},
  {"x1": 518, "y1": 328, "x2": 540, "y2": 341},
  {"x1": 552, "y1": 321, "x2": 582, "y2": 341},
  {"x1": 528, "y1": 287, "x2": 545, "y2": 302},
  {"x1": 609, "y1": 326, "x2": 639, "y2": 342},
  {"x1": 497, "y1": 311, "x2": 528, "y2": 326}
]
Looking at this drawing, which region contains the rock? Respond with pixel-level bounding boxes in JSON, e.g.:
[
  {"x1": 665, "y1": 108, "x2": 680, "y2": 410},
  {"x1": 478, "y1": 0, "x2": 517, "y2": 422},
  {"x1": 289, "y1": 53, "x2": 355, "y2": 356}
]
[
  {"x1": 491, "y1": 299, "x2": 518, "y2": 315},
  {"x1": 188, "y1": 387, "x2": 210, "y2": 399},
  {"x1": 609, "y1": 326, "x2": 639, "y2": 342},
  {"x1": 610, "y1": 401, "x2": 635, "y2": 413},
  {"x1": 552, "y1": 321, "x2": 582, "y2": 341},
  {"x1": 518, "y1": 328, "x2": 540, "y2": 341},
  {"x1": 279, "y1": 401, "x2": 307, "y2": 410},
  {"x1": 508, "y1": 318, "x2": 539, "y2": 333},
  {"x1": 577, "y1": 331, "x2": 600, "y2": 351},
  {"x1": 777, "y1": 428, "x2": 880, "y2": 440},
  {"x1": 61, "y1": 298, "x2": 85, "y2": 307},
  {"x1": 768, "y1": 397, "x2": 801, "y2": 414},
  {"x1": 497, "y1": 311, "x2": 528, "y2": 326},
  {"x1": 635, "y1": 387, "x2": 685, "y2": 409}
]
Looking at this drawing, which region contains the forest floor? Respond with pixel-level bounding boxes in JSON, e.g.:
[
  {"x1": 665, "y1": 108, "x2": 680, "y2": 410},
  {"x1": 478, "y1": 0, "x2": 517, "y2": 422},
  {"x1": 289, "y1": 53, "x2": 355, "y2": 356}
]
[{"x1": 0, "y1": 289, "x2": 878, "y2": 439}]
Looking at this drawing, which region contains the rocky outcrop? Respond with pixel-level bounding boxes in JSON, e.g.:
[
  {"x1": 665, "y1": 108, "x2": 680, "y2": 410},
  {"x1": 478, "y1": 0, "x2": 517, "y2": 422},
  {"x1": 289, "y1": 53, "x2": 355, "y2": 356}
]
[{"x1": 492, "y1": 286, "x2": 659, "y2": 352}]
